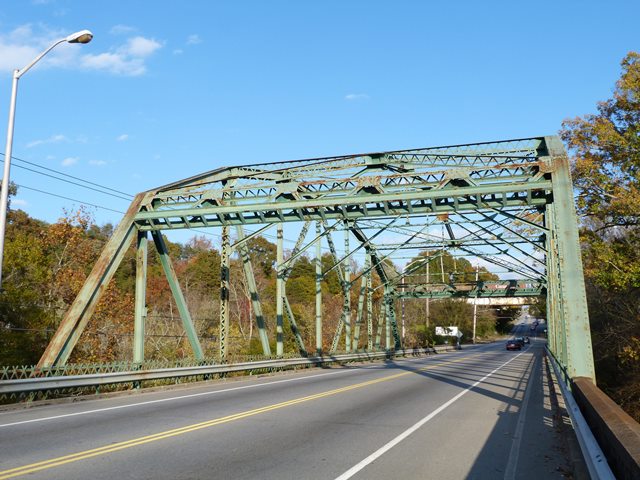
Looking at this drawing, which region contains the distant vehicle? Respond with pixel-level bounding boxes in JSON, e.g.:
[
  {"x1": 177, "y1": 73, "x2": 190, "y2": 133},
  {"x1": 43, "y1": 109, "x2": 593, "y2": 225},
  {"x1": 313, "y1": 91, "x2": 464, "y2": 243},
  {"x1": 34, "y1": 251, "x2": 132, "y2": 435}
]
[
  {"x1": 506, "y1": 340, "x2": 522, "y2": 351},
  {"x1": 530, "y1": 325, "x2": 536, "y2": 331},
  {"x1": 523, "y1": 336, "x2": 530, "y2": 344},
  {"x1": 514, "y1": 336, "x2": 525, "y2": 346}
]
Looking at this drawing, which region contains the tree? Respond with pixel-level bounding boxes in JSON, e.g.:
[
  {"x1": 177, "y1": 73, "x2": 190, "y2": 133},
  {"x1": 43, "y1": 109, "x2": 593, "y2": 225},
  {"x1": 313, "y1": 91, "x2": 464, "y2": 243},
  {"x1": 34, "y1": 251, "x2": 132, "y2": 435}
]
[
  {"x1": 561, "y1": 52, "x2": 640, "y2": 231},
  {"x1": 561, "y1": 51, "x2": 640, "y2": 421}
]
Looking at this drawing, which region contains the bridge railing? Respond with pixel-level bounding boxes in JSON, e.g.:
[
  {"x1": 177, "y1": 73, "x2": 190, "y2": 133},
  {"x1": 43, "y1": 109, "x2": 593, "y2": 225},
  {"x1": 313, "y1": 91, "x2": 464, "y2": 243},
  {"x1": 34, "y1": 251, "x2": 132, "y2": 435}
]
[
  {"x1": 0, "y1": 347, "x2": 453, "y2": 403},
  {"x1": 548, "y1": 348, "x2": 640, "y2": 479}
]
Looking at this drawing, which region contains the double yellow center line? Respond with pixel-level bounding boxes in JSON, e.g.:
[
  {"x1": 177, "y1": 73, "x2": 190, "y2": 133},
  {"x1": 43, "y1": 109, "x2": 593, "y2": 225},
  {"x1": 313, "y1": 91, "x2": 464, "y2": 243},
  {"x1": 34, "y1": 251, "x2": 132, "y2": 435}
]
[{"x1": 0, "y1": 352, "x2": 487, "y2": 479}]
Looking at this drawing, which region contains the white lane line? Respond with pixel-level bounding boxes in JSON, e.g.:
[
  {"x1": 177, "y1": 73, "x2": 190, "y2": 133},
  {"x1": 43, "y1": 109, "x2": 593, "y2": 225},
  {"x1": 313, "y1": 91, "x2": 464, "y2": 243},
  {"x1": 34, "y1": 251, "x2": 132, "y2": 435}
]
[
  {"x1": 334, "y1": 351, "x2": 525, "y2": 480},
  {"x1": 503, "y1": 352, "x2": 538, "y2": 480},
  {"x1": 0, "y1": 352, "x2": 467, "y2": 429}
]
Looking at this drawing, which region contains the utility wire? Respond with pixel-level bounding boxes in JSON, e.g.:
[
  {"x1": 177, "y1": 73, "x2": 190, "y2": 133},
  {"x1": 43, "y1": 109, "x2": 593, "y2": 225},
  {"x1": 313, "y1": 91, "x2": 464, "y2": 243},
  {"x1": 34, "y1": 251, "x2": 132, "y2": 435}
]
[
  {"x1": 0, "y1": 152, "x2": 134, "y2": 199},
  {"x1": 16, "y1": 184, "x2": 126, "y2": 215},
  {"x1": 2, "y1": 154, "x2": 369, "y2": 256},
  {"x1": 11, "y1": 164, "x2": 132, "y2": 201}
]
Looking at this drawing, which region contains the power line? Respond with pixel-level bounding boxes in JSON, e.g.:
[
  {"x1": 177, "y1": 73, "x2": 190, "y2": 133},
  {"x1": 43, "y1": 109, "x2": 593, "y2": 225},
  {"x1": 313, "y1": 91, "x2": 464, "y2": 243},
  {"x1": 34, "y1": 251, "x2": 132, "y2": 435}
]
[
  {"x1": 16, "y1": 184, "x2": 126, "y2": 215},
  {"x1": 0, "y1": 152, "x2": 134, "y2": 199},
  {"x1": 11, "y1": 163, "x2": 132, "y2": 201},
  {"x1": 3, "y1": 154, "x2": 368, "y2": 257}
]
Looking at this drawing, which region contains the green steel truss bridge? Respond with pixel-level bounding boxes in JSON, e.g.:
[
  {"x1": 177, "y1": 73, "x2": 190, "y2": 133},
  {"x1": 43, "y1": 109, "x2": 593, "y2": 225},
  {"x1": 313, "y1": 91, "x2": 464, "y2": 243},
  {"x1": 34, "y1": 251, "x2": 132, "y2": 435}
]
[{"x1": 37, "y1": 135, "x2": 595, "y2": 381}]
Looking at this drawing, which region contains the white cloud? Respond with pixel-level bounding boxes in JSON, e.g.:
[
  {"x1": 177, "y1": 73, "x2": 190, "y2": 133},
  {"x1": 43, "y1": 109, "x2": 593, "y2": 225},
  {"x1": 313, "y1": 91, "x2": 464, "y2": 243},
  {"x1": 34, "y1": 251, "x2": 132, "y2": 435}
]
[
  {"x1": 186, "y1": 34, "x2": 202, "y2": 45},
  {"x1": 61, "y1": 157, "x2": 78, "y2": 167},
  {"x1": 0, "y1": 25, "x2": 46, "y2": 72},
  {"x1": 26, "y1": 134, "x2": 68, "y2": 148},
  {"x1": 0, "y1": 24, "x2": 163, "y2": 77},
  {"x1": 110, "y1": 24, "x2": 136, "y2": 35},
  {"x1": 81, "y1": 52, "x2": 146, "y2": 76},
  {"x1": 81, "y1": 35, "x2": 162, "y2": 76},
  {"x1": 89, "y1": 159, "x2": 107, "y2": 166},
  {"x1": 0, "y1": 43, "x2": 39, "y2": 72},
  {"x1": 124, "y1": 36, "x2": 162, "y2": 57},
  {"x1": 11, "y1": 198, "x2": 27, "y2": 206},
  {"x1": 116, "y1": 134, "x2": 129, "y2": 142},
  {"x1": 173, "y1": 49, "x2": 184, "y2": 55},
  {"x1": 345, "y1": 93, "x2": 370, "y2": 101}
]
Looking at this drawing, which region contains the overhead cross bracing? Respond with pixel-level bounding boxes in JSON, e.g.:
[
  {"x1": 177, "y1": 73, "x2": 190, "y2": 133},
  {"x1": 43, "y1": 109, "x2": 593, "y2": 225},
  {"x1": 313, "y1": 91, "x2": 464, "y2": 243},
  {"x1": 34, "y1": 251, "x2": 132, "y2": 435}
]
[{"x1": 37, "y1": 136, "x2": 596, "y2": 382}]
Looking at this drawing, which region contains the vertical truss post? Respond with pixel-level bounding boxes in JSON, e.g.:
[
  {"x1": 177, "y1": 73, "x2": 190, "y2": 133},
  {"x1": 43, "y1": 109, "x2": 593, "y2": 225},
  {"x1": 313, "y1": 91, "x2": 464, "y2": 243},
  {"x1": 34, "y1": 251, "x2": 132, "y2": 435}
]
[
  {"x1": 384, "y1": 285, "x2": 401, "y2": 350},
  {"x1": 152, "y1": 231, "x2": 204, "y2": 361},
  {"x1": 367, "y1": 254, "x2": 373, "y2": 351},
  {"x1": 276, "y1": 224, "x2": 284, "y2": 356},
  {"x1": 385, "y1": 296, "x2": 391, "y2": 350},
  {"x1": 344, "y1": 222, "x2": 352, "y2": 352},
  {"x1": 219, "y1": 226, "x2": 230, "y2": 361},
  {"x1": 546, "y1": 136, "x2": 595, "y2": 381},
  {"x1": 37, "y1": 195, "x2": 145, "y2": 367},
  {"x1": 353, "y1": 256, "x2": 369, "y2": 351},
  {"x1": 235, "y1": 226, "x2": 271, "y2": 356},
  {"x1": 375, "y1": 309, "x2": 383, "y2": 350},
  {"x1": 326, "y1": 224, "x2": 347, "y2": 354},
  {"x1": 546, "y1": 204, "x2": 565, "y2": 365},
  {"x1": 133, "y1": 231, "x2": 148, "y2": 364},
  {"x1": 315, "y1": 221, "x2": 323, "y2": 355}
]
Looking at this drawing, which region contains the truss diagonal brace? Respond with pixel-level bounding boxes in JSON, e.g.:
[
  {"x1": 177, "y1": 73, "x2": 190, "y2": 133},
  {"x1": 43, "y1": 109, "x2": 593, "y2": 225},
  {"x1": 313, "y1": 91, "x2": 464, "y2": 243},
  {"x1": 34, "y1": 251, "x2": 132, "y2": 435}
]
[
  {"x1": 152, "y1": 231, "x2": 204, "y2": 360},
  {"x1": 235, "y1": 225, "x2": 271, "y2": 356}
]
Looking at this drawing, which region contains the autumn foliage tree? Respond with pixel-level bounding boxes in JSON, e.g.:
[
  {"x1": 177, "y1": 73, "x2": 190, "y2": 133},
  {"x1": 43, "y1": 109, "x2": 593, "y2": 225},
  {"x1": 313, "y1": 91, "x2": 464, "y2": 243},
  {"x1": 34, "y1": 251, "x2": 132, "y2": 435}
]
[{"x1": 561, "y1": 51, "x2": 640, "y2": 420}]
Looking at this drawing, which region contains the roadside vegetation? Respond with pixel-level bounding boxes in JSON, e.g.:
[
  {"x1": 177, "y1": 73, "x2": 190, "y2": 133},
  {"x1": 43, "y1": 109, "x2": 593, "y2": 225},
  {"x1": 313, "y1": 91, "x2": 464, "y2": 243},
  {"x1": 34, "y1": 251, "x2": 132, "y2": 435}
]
[
  {"x1": 0, "y1": 205, "x2": 514, "y2": 367},
  {"x1": 561, "y1": 51, "x2": 640, "y2": 421}
]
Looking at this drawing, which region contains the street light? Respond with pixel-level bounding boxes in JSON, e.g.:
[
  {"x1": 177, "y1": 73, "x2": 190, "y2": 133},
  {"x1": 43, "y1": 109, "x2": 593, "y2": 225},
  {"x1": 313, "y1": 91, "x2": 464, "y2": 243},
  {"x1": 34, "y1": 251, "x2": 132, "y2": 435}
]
[{"x1": 0, "y1": 29, "x2": 93, "y2": 290}]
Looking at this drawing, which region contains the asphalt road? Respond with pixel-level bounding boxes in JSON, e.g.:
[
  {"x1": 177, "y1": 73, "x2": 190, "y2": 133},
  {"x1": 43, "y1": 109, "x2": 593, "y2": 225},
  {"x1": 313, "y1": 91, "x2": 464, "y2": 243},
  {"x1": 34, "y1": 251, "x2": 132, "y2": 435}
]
[{"x1": 0, "y1": 322, "x2": 574, "y2": 479}]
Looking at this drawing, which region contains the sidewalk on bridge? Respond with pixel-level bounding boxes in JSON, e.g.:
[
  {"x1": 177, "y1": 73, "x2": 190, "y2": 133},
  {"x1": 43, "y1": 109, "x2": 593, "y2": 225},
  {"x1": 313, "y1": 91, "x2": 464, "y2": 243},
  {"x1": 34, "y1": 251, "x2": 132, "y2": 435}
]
[{"x1": 514, "y1": 348, "x2": 589, "y2": 479}]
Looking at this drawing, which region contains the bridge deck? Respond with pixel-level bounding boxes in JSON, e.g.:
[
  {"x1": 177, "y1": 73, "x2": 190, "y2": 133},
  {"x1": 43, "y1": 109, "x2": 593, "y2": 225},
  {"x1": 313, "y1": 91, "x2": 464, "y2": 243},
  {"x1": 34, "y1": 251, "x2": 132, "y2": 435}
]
[{"x1": 0, "y1": 327, "x2": 581, "y2": 479}]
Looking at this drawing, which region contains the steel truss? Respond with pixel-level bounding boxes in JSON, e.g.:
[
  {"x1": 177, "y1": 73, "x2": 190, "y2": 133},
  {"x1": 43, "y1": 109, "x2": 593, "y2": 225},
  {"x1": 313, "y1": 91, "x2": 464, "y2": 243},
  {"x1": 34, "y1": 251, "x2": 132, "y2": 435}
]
[{"x1": 37, "y1": 136, "x2": 595, "y2": 381}]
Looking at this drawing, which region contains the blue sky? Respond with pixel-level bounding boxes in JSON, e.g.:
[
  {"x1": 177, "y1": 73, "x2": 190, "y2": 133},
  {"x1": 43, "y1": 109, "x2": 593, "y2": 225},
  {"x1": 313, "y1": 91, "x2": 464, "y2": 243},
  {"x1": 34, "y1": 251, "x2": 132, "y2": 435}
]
[{"x1": 0, "y1": 0, "x2": 638, "y2": 233}]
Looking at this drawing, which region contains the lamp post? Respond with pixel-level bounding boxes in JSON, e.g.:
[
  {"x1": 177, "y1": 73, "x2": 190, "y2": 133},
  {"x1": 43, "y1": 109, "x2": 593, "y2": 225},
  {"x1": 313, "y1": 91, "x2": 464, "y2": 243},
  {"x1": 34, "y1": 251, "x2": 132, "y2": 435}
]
[{"x1": 0, "y1": 30, "x2": 92, "y2": 291}]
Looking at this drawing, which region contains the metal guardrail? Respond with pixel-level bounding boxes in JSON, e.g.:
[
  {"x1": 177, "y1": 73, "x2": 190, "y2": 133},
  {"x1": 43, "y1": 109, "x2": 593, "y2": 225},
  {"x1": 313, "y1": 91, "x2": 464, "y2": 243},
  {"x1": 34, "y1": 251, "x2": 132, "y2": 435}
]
[
  {"x1": 0, "y1": 347, "x2": 453, "y2": 396},
  {"x1": 572, "y1": 377, "x2": 640, "y2": 480},
  {"x1": 546, "y1": 348, "x2": 615, "y2": 479}
]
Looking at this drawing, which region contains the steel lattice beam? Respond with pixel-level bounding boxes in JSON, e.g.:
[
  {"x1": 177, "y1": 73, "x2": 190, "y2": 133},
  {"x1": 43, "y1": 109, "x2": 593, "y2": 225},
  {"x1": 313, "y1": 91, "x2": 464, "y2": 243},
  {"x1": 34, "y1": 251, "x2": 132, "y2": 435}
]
[{"x1": 36, "y1": 136, "x2": 595, "y2": 383}]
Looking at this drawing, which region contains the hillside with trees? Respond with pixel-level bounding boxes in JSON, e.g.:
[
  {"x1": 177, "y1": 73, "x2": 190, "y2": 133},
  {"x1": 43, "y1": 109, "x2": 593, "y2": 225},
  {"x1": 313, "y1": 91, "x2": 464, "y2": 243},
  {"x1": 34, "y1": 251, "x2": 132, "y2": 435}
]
[{"x1": 0, "y1": 203, "x2": 514, "y2": 367}]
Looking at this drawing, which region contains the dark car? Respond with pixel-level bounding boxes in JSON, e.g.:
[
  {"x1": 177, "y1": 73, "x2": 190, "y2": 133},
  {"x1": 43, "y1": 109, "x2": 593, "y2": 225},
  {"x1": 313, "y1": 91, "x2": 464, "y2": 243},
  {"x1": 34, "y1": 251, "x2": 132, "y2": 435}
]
[
  {"x1": 523, "y1": 336, "x2": 530, "y2": 344},
  {"x1": 514, "y1": 336, "x2": 526, "y2": 346},
  {"x1": 506, "y1": 340, "x2": 522, "y2": 351}
]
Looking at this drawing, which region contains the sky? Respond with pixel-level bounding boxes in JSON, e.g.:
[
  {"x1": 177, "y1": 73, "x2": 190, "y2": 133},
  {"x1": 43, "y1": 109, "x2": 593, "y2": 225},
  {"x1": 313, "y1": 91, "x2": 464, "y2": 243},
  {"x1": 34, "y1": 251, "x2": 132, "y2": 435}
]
[{"x1": 0, "y1": 0, "x2": 638, "y2": 248}]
